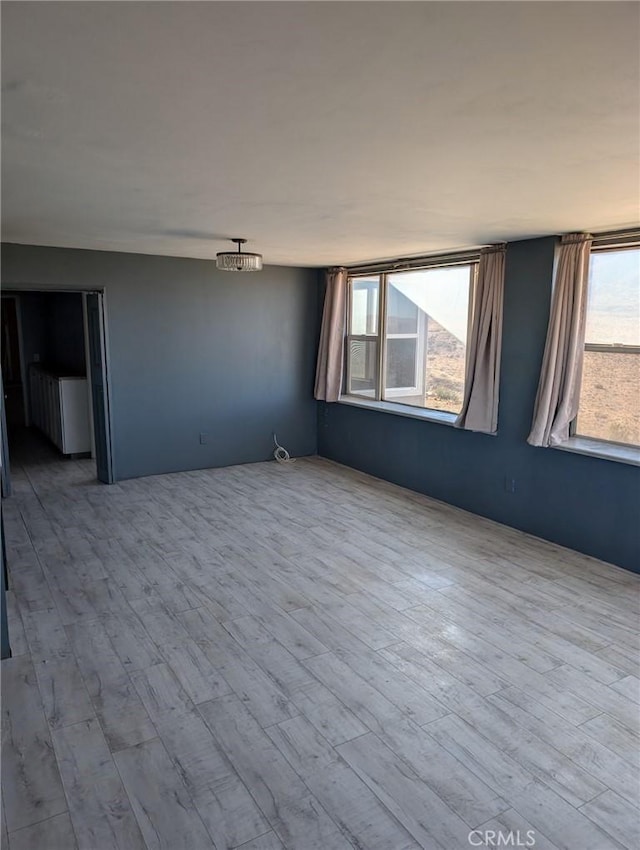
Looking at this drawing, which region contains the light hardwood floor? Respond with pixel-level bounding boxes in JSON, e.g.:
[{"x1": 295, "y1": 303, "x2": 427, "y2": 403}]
[{"x1": 2, "y1": 434, "x2": 639, "y2": 849}]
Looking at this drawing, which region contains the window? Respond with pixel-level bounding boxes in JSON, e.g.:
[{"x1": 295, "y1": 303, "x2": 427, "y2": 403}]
[
  {"x1": 574, "y1": 243, "x2": 640, "y2": 447},
  {"x1": 345, "y1": 261, "x2": 476, "y2": 415}
]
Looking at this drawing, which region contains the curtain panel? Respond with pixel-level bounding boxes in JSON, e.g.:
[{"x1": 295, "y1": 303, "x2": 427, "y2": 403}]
[
  {"x1": 314, "y1": 267, "x2": 348, "y2": 402},
  {"x1": 455, "y1": 244, "x2": 506, "y2": 434},
  {"x1": 527, "y1": 233, "x2": 593, "y2": 447}
]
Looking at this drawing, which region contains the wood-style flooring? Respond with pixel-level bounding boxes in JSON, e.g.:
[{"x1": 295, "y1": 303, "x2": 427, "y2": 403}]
[{"x1": 2, "y1": 432, "x2": 639, "y2": 849}]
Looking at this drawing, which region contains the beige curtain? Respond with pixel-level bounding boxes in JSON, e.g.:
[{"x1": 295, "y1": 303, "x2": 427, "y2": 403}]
[
  {"x1": 314, "y1": 267, "x2": 348, "y2": 402},
  {"x1": 455, "y1": 244, "x2": 506, "y2": 433},
  {"x1": 528, "y1": 233, "x2": 593, "y2": 447}
]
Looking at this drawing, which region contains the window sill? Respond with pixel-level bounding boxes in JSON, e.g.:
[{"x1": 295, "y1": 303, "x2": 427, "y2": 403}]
[
  {"x1": 553, "y1": 436, "x2": 640, "y2": 467},
  {"x1": 338, "y1": 395, "x2": 458, "y2": 426}
]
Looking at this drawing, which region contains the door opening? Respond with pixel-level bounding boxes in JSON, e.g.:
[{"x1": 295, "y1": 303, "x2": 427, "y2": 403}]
[
  {"x1": 0, "y1": 289, "x2": 114, "y2": 488},
  {"x1": 85, "y1": 293, "x2": 114, "y2": 484}
]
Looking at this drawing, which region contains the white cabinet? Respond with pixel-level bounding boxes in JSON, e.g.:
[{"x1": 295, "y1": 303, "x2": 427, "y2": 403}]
[{"x1": 29, "y1": 365, "x2": 91, "y2": 455}]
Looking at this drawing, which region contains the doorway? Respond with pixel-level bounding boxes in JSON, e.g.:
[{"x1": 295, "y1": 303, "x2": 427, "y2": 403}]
[
  {"x1": 1, "y1": 289, "x2": 114, "y2": 487},
  {"x1": 1, "y1": 296, "x2": 26, "y2": 429}
]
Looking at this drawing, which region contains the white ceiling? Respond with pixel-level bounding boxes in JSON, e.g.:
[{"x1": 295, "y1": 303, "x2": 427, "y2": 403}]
[{"x1": 2, "y1": 1, "x2": 639, "y2": 268}]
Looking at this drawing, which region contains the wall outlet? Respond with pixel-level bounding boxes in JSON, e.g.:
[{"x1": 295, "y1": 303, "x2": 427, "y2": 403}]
[
  {"x1": 505, "y1": 476, "x2": 516, "y2": 493},
  {"x1": 33, "y1": 353, "x2": 40, "y2": 362},
  {"x1": 199, "y1": 432, "x2": 208, "y2": 445}
]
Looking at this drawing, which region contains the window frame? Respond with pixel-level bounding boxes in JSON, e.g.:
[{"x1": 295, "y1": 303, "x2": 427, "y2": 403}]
[
  {"x1": 571, "y1": 239, "x2": 640, "y2": 450},
  {"x1": 343, "y1": 256, "x2": 479, "y2": 416},
  {"x1": 345, "y1": 274, "x2": 383, "y2": 400}
]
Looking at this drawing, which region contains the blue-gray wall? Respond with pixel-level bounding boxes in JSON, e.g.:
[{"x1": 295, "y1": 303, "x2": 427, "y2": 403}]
[
  {"x1": 2, "y1": 243, "x2": 319, "y2": 480},
  {"x1": 15, "y1": 292, "x2": 48, "y2": 370},
  {"x1": 15, "y1": 291, "x2": 86, "y2": 375},
  {"x1": 47, "y1": 292, "x2": 86, "y2": 373},
  {"x1": 318, "y1": 237, "x2": 640, "y2": 573}
]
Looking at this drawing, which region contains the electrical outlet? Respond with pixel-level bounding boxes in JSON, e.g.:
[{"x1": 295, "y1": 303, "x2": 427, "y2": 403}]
[
  {"x1": 504, "y1": 476, "x2": 516, "y2": 493},
  {"x1": 199, "y1": 432, "x2": 208, "y2": 445}
]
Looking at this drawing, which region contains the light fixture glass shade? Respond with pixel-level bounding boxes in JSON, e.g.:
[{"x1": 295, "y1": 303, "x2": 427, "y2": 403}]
[
  {"x1": 216, "y1": 238, "x2": 263, "y2": 272},
  {"x1": 216, "y1": 251, "x2": 263, "y2": 272}
]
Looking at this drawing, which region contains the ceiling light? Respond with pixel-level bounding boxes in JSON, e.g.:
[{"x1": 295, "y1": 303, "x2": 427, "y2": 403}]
[{"x1": 216, "y1": 238, "x2": 263, "y2": 272}]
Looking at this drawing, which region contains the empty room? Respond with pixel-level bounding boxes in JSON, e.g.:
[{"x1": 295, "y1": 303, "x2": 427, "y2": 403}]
[{"x1": 1, "y1": 2, "x2": 639, "y2": 850}]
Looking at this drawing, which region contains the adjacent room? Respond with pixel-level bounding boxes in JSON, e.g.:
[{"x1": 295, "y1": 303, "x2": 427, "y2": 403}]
[{"x1": 1, "y1": 3, "x2": 638, "y2": 850}]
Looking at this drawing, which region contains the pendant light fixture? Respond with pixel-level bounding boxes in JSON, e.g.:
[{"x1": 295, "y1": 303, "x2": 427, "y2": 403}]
[{"x1": 216, "y1": 238, "x2": 263, "y2": 272}]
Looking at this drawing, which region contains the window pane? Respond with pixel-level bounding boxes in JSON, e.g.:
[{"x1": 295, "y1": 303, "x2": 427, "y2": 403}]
[
  {"x1": 347, "y1": 338, "x2": 378, "y2": 396},
  {"x1": 383, "y1": 266, "x2": 471, "y2": 412},
  {"x1": 576, "y1": 247, "x2": 640, "y2": 446},
  {"x1": 577, "y1": 351, "x2": 640, "y2": 445},
  {"x1": 386, "y1": 338, "x2": 418, "y2": 388},
  {"x1": 584, "y1": 249, "x2": 640, "y2": 345},
  {"x1": 424, "y1": 317, "x2": 468, "y2": 414},
  {"x1": 350, "y1": 277, "x2": 379, "y2": 336},
  {"x1": 387, "y1": 284, "x2": 419, "y2": 334}
]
